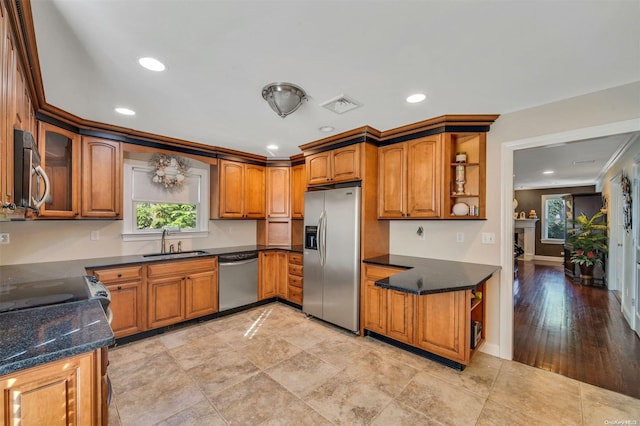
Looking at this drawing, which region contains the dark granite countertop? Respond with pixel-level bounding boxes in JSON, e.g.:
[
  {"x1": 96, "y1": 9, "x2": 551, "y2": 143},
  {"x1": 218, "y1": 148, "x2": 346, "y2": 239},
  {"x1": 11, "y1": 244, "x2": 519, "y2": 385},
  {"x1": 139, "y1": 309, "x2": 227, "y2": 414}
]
[
  {"x1": 0, "y1": 244, "x2": 303, "y2": 286},
  {"x1": 0, "y1": 300, "x2": 114, "y2": 376},
  {"x1": 363, "y1": 254, "x2": 500, "y2": 295}
]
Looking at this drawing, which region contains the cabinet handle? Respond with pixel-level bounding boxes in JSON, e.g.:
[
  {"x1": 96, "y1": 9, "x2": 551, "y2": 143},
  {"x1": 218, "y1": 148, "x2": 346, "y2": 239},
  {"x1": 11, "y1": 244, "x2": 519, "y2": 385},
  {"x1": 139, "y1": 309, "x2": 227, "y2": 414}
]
[
  {"x1": 406, "y1": 213, "x2": 410, "y2": 217},
  {"x1": 74, "y1": 212, "x2": 79, "y2": 216}
]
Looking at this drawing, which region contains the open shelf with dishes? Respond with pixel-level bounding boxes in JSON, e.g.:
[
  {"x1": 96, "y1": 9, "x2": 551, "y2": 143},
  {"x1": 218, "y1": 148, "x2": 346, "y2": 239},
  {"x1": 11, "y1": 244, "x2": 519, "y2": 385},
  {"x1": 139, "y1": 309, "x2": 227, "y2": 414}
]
[{"x1": 442, "y1": 132, "x2": 486, "y2": 219}]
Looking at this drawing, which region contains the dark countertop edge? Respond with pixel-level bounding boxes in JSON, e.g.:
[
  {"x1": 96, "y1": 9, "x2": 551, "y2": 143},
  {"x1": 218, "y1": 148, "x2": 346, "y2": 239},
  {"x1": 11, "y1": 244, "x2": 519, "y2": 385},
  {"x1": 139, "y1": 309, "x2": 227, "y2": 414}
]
[
  {"x1": 375, "y1": 271, "x2": 497, "y2": 295},
  {"x1": 0, "y1": 300, "x2": 115, "y2": 376},
  {"x1": 363, "y1": 254, "x2": 500, "y2": 295}
]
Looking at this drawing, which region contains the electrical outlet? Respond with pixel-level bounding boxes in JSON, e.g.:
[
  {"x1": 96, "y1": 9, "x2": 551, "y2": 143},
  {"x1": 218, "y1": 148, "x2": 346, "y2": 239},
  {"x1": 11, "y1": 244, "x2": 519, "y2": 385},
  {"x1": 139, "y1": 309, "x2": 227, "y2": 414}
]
[
  {"x1": 0, "y1": 233, "x2": 9, "y2": 244},
  {"x1": 456, "y1": 232, "x2": 464, "y2": 243},
  {"x1": 481, "y1": 232, "x2": 496, "y2": 244},
  {"x1": 90, "y1": 231, "x2": 100, "y2": 241}
]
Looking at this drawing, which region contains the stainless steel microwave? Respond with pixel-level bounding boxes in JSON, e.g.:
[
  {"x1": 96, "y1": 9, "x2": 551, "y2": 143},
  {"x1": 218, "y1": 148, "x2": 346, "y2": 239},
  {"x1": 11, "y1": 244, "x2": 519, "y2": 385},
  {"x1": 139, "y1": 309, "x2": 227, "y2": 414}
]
[{"x1": 13, "y1": 129, "x2": 50, "y2": 211}]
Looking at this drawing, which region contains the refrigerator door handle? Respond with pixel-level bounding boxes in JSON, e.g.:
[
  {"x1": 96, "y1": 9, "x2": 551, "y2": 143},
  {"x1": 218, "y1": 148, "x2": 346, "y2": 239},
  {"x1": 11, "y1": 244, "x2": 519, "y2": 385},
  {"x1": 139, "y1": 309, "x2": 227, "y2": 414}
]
[
  {"x1": 321, "y1": 211, "x2": 328, "y2": 266},
  {"x1": 317, "y1": 212, "x2": 325, "y2": 266}
]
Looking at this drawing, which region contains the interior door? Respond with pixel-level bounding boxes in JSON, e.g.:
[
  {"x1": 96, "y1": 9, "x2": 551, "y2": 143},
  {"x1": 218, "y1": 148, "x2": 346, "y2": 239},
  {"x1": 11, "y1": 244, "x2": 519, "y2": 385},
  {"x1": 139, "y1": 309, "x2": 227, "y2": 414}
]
[{"x1": 634, "y1": 162, "x2": 640, "y2": 336}]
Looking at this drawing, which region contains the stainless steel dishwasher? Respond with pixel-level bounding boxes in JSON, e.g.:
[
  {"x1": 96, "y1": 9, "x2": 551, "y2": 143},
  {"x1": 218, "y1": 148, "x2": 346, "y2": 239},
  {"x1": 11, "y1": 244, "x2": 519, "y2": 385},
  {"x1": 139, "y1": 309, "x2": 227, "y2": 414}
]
[{"x1": 218, "y1": 251, "x2": 259, "y2": 311}]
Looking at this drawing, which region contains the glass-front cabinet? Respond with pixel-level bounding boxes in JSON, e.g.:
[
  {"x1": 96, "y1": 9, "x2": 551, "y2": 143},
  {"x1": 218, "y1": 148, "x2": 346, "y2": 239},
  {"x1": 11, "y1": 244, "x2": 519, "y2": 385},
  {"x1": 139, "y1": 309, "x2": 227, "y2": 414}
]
[{"x1": 38, "y1": 122, "x2": 80, "y2": 217}]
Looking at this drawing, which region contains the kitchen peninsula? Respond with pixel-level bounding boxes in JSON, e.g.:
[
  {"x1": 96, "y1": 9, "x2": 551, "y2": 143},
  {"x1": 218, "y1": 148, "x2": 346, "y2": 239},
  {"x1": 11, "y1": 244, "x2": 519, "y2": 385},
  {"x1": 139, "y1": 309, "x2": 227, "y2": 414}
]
[{"x1": 362, "y1": 255, "x2": 500, "y2": 369}]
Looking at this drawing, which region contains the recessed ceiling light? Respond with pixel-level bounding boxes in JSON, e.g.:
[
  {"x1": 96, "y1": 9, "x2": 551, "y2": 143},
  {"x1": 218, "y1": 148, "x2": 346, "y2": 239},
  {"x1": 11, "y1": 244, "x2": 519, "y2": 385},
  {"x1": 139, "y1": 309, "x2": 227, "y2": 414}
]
[
  {"x1": 406, "y1": 93, "x2": 426, "y2": 103},
  {"x1": 115, "y1": 107, "x2": 136, "y2": 116},
  {"x1": 138, "y1": 57, "x2": 165, "y2": 72},
  {"x1": 542, "y1": 170, "x2": 554, "y2": 175},
  {"x1": 319, "y1": 126, "x2": 334, "y2": 133},
  {"x1": 266, "y1": 144, "x2": 278, "y2": 150}
]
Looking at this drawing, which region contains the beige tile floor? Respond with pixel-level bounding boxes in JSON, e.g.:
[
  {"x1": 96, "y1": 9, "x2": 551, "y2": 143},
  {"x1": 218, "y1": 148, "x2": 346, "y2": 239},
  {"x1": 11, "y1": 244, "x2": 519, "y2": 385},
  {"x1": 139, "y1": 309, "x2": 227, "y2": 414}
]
[{"x1": 107, "y1": 303, "x2": 640, "y2": 426}]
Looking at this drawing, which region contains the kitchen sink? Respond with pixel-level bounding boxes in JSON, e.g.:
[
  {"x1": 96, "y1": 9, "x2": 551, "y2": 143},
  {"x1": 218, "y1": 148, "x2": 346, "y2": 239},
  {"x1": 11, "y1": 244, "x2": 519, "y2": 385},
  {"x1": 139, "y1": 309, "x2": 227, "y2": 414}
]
[{"x1": 142, "y1": 250, "x2": 210, "y2": 260}]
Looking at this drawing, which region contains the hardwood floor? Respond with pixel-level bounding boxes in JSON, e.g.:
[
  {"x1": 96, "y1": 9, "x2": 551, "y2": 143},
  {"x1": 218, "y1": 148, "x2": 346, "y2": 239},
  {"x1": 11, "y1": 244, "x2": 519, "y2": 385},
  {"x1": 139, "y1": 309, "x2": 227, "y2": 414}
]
[{"x1": 513, "y1": 259, "x2": 640, "y2": 399}]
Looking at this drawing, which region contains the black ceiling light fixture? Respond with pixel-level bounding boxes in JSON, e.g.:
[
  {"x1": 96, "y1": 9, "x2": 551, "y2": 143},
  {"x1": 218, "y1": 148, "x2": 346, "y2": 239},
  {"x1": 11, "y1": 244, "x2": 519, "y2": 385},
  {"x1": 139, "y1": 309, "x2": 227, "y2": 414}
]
[{"x1": 262, "y1": 82, "x2": 307, "y2": 118}]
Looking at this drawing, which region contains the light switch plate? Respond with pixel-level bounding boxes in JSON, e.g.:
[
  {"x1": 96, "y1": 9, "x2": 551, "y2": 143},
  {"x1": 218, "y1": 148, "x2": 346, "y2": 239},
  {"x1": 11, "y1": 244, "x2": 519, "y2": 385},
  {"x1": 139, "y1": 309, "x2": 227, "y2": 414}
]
[{"x1": 0, "y1": 233, "x2": 9, "y2": 244}]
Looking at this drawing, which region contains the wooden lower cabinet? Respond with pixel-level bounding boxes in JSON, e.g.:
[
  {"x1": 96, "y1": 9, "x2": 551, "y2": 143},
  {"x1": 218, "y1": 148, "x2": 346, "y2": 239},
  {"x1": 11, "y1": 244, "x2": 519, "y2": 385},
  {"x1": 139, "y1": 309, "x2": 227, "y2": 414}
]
[
  {"x1": 147, "y1": 258, "x2": 218, "y2": 329},
  {"x1": 258, "y1": 251, "x2": 287, "y2": 300},
  {"x1": 287, "y1": 252, "x2": 303, "y2": 304},
  {"x1": 363, "y1": 262, "x2": 483, "y2": 366},
  {"x1": 90, "y1": 265, "x2": 145, "y2": 338},
  {"x1": 0, "y1": 350, "x2": 102, "y2": 425},
  {"x1": 415, "y1": 290, "x2": 470, "y2": 365}
]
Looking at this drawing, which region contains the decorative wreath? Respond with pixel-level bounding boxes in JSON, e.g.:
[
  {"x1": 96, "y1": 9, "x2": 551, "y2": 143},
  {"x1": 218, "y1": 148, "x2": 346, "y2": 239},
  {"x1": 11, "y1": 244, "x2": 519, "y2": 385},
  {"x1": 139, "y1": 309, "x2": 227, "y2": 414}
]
[
  {"x1": 149, "y1": 153, "x2": 189, "y2": 191},
  {"x1": 621, "y1": 172, "x2": 632, "y2": 233}
]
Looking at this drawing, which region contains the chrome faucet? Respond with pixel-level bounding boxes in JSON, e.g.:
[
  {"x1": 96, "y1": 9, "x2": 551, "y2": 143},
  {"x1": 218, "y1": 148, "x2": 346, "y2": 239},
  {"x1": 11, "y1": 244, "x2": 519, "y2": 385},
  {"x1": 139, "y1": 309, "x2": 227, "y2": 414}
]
[{"x1": 161, "y1": 228, "x2": 169, "y2": 254}]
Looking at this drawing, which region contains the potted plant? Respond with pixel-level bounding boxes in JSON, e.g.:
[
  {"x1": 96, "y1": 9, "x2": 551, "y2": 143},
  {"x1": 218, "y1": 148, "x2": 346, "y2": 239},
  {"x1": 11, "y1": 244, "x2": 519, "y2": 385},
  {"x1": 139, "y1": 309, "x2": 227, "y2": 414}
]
[{"x1": 566, "y1": 211, "x2": 608, "y2": 285}]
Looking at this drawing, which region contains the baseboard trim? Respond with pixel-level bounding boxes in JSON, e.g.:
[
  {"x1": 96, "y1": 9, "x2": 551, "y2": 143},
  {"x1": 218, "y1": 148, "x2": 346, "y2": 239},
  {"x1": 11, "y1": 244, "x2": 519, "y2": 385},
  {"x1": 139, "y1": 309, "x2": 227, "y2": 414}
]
[
  {"x1": 533, "y1": 255, "x2": 563, "y2": 263},
  {"x1": 479, "y1": 342, "x2": 501, "y2": 358}
]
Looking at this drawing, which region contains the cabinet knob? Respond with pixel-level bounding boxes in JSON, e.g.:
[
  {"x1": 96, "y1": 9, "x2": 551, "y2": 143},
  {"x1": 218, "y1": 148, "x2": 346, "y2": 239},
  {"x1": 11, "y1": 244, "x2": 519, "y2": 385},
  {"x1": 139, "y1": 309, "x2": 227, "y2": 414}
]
[
  {"x1": 115, "y1": 212, "x2": 120, "y2": 216},
  {"x1": 117, "y1": 285, "x2": 122, "y2": 290},
  {"x1": 74, "y1": 212, "x2": 79, "y2": 216},
  {"x1": 117, "y1": 273, "x2": 122, "y2": 278},
  {"x1": 406, "y1": 213, "x2": 410, "y2": 217}
]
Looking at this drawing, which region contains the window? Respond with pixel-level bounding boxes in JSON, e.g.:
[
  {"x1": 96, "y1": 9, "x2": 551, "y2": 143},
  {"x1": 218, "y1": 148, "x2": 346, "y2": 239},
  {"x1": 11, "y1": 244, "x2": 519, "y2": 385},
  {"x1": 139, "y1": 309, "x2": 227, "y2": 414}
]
[
  {"x1": 541, "y1": 194, "x2": 568, "y2": 244},
  {"x1": 123, "y1": 158, "x2": 209, "y2": 240}
]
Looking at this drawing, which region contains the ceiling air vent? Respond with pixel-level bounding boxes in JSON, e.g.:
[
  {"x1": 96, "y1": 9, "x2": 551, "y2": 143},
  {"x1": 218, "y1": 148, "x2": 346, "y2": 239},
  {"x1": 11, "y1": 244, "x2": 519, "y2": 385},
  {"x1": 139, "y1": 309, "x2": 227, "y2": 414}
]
[{"x1": 320, "y1": 94, "x2": 362, "y2": 114}]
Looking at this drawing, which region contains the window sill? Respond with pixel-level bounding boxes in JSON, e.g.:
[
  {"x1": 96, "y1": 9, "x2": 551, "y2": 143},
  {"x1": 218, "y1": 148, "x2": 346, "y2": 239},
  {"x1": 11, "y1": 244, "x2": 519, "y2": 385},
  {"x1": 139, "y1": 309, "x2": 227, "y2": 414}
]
[{"x1": 122, "y1": 231, "x2": 209, "y2": 242}]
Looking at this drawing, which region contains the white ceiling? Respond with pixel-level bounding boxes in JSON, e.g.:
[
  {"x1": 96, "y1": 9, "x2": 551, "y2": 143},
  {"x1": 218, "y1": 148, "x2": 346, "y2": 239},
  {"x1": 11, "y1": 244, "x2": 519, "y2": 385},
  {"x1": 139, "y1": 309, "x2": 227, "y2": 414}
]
[
  {"x1": 513, "y1": 132, "x2": 638, "y2": 190},
  {"x1": 30, "y1": 0, "x2": 640, "y2": 164}
]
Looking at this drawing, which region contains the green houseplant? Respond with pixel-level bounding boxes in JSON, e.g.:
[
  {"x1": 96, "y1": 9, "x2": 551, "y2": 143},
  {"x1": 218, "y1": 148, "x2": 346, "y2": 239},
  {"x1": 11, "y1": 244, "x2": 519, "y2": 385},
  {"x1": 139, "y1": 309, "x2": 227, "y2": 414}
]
[{"x1": 566, "y1": 211, "x2": 608, "y2": 283}]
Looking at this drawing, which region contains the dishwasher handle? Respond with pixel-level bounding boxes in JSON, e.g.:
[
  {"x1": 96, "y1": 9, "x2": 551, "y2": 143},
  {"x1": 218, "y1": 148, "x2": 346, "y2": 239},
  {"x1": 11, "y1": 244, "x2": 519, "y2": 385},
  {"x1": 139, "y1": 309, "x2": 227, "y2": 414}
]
[{"x1": 219, "y1": 258, "x2": 258, "y2": 266}]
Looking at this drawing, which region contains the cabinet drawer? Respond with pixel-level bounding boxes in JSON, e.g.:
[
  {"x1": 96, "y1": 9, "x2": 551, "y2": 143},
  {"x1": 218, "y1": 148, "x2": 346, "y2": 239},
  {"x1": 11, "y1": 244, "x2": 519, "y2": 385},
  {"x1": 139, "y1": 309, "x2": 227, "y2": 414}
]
[
  {"x1": 288, "y1": 263, "x2": 303, "y2": 276},
  {"x1": 93, "y1": 266, "x2": 143, "y2": 283},
  {"x1": 288, "y1": 252, "x2": 303, "y2": 265},
  {"x1": 148, "y1": 257, "x2": 218, "y2": 278},
  {"x1": 288, "y1": 274, "x2": 303, "y2": 288},
  {"x1": 288, "y1": 285, "x2": 302, "y2": 304}
]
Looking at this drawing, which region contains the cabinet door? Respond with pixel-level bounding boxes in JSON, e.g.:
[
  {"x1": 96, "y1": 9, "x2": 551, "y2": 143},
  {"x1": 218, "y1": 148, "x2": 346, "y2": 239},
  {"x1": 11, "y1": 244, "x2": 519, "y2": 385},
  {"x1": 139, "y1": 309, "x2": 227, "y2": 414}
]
[
  {"x1": 331, "y1": 144, "x2": 360, "y2": 183},
  {"x1": 107, "y1": 280, "x2": 144, "y2": 338},
  {"x1": 415, "y1": 290, "x2": 469, "y2": 364},
  {"x1": 276, "y1": 251, "x2": 288, "y2": 298},
  {"x1": 185, "y1": 270, "x2": 218, "y2": 319},
  {"x1": 38, "y1": 122, "x2": 81, "y2": 218},
  {"x1": 364, "y1": 279, "x2": 387, "y2": 334},
  {"x1": 148, "y1": 276, "x2": 185, "y2": 329},
  {"x1": 387, "y1": 290, "x2": 414, "y2": 344},
  {"x1": 81, "y1": 137, "x2": 122, "y2": 218},
  {"x1": 218, "y1": 160, "x2": 244, "y2": 218},
  {"x1": 378, "y1": 144, "x2": 406, "y2": 218},
  {"x1": 290, "y1": 164, "x2": 306, "y2": 218},
  {"x1": 0, "y1": 351, "x2": 99, "y2": 426},
  {"x1": 267, "y1": 167, "x2": 290, "y2": 218},
  {"x1": 306, "y1": 151, "x2": 331, "y2": 185},
  {"x1": 406, "y1": 136, "x2": 441, "y2": 218},
  {"x1": 244, "y1": 164, "x2": 266, "y2": 218},
  {"x1": 258, "y1": 251, "x2": 277, "y2": 300}
]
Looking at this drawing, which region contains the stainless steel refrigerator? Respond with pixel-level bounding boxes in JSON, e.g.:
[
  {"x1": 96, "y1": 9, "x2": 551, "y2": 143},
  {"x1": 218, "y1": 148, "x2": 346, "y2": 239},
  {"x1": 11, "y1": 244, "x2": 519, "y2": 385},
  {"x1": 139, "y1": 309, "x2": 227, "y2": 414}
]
[{"x1": 303, "y1": 186, "x2": 361, "y2": 332}]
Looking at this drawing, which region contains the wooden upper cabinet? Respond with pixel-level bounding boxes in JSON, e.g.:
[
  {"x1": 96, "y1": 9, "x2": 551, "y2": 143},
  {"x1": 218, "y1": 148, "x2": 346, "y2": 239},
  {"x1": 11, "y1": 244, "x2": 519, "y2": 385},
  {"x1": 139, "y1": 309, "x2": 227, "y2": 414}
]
[
  {"x1": 306, "y1": 144, "x2": 361, "y2": 186},
  {"x1": 37, "y1": 122, "x2": 81, "y2": 218},
  {"x1": 81, "y1": 136, "x2": 122, "y2": 218},
  {"x1": 218, "y1": 160, "x2": 265, "y2": 219},
  {"x1": 290, "y1": 164, "x2": 306, "y2": 218},
  {"x1": 378, "y1": 136, "x2": 441, "y2": 219},
  {"x1": 266, "y1": 166, "x2": 290, "y2": 218}
]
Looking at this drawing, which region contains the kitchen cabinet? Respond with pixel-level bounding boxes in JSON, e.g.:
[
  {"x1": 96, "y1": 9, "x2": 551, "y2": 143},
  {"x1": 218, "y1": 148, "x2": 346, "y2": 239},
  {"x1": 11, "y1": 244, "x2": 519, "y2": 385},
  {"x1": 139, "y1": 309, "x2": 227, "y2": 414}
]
[
  {"x1": 378, "y1": 136, "x2": 442, "y2": 218},
  {"x1": 306, "y1": 144, "x2": 360, "y2": 186},
  {"x1": 415, "y1": 290, "x2": 469, "y2": 364},
  {"x1": 81, "y1": 136, "x2": 122, "y2": 218},
  {"x1": 362, "y1": 264, "x2": 409, "y2": 339},
  {"x1": 90, "y1": 265, "x2": 146, "y2": 338},
  {"x1": 0, "y1": 350, "x2": 102, "y2": 425},
  {"x1": 267, "y1": 166, "x2": 290, "y2": 218},
  {"x1": 147, "y1": 258, "x2": 218, "y2": 329},
  {"x1": 1, "y1": 2, "x2": 36, "y2": 208},
  {"x1": 258, "y1": 250, "x2": 287, "y2": 300},
  {"x1": 287, "y1": 252, "x2": 303, "y2": 304},
  {"x1": 290, "y1": 163, "x2": 306, "y2": 218},
  {"x1": 441, "y1": 132, "x2": 486, "y2": 219},
  {"x1": 37, "y1": 122, "x2": 81, "y2": 218},
  {"x1": 217, "y1": 159, "x2": 266, "y2": 218}
]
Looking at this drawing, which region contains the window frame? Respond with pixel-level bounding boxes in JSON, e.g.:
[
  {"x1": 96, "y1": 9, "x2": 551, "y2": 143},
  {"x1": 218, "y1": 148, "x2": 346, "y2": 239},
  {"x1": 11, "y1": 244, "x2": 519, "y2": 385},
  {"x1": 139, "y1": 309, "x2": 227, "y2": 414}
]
[
  {"x1": 122, "y1": 159, "x2": 209, "y2": 241},
  {"x1": 540, "y1": 193, "x2": 568, "y2": 244}
]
